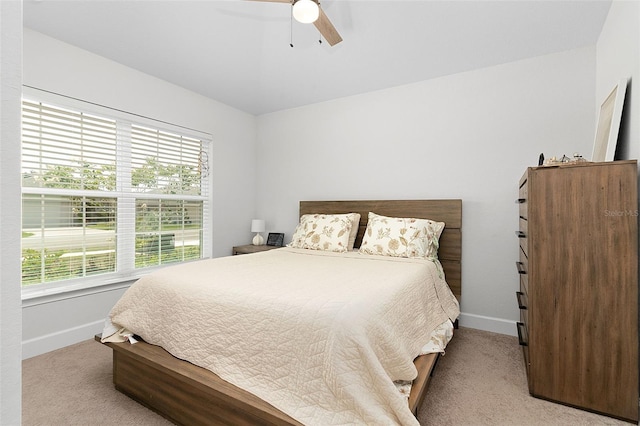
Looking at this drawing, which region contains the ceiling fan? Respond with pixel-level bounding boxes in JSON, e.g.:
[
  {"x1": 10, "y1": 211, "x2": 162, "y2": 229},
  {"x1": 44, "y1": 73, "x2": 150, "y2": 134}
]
[{"x1": 249, "y1": 0, "x2": 343, "y2": 46}]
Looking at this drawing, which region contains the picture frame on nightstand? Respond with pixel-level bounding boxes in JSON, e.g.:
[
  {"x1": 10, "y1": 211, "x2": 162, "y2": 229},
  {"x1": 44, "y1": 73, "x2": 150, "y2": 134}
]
[{"x1": 266, "y1": 233, "x2": 284, "y2": 247}]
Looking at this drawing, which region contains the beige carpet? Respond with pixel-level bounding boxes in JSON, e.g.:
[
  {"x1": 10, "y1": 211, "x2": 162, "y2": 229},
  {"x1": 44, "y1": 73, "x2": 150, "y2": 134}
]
[
  {"x1": 23, "y1": 327, "x2": 630, "y2": 425},
  {"x1": 418, "y1": 327, "x2": 628, "y2": 425}
]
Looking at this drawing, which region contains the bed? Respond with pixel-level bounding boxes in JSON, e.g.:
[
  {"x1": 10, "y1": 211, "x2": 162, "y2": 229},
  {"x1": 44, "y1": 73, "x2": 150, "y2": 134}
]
[{"x1": 98, "y1": 199, "x2": 462, "y2": 425}]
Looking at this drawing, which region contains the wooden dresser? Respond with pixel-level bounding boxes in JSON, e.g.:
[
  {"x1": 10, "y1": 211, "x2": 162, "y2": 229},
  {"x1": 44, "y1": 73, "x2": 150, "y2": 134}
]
[{"x1": 516, "y1": 160, "x2": 638, "y2": 422}]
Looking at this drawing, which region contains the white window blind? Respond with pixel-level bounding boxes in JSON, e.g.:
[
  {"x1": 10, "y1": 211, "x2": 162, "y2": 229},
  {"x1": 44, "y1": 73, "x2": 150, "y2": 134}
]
[
  {"x1": 130, "y1": 124, "x2": 206, "y2": 269},
  {"x1": 21, "y1": 93, "x2": 211, "y2": 295},
  {"x1": 22, "y1": 100, "x2": 118, "y2": 191}
]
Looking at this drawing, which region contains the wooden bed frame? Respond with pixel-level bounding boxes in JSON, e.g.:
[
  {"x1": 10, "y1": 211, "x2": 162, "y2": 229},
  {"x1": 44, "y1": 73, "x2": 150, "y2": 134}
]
[{"x1": 98, "y1": 199, "x2": 462, "y2": 425}]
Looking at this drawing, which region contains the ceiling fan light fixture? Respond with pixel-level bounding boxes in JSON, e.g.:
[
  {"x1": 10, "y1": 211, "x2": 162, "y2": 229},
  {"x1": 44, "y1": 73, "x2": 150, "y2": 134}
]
[{"x1": 292, "y1": 0, "x2": 319, "y2": 24}]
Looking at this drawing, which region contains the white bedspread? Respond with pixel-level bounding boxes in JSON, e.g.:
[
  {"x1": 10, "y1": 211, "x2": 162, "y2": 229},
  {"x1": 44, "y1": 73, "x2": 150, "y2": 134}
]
[{"x1": 103, "y1": 247, "x2": 460, "y2": 426}]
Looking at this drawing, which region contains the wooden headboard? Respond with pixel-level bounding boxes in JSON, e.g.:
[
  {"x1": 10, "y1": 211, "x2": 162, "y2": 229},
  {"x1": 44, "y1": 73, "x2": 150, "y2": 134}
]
[{"x1": 299, "y1": 199, "x2": 462, "y2": 301}]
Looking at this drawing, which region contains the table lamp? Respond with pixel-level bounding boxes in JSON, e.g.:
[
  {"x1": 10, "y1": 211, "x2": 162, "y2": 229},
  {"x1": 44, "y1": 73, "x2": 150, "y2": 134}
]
[{"x1": 251, "y1": 219, "x2": 265, "y2": 245}]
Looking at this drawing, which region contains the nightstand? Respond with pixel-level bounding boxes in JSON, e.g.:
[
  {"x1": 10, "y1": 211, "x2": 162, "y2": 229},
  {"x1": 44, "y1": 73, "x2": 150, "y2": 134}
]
[{"x1": 232, "y1": 244, "x2": 281, "y2": 255}]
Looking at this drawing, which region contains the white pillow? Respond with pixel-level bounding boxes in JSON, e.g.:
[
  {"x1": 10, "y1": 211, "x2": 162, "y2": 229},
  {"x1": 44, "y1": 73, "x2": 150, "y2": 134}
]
[
  {"x1": 359, "y1": 212, "x2": 444, "y2": 259},
  {"x1": 288, "y1": 213, "x2": 357, "y2": 253}
]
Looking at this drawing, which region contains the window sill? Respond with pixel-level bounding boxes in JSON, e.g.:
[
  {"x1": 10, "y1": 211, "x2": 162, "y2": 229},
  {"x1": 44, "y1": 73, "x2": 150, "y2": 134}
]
[
  {"x1": 21, "y1": 274, "x2": 146, "y2": 308},
  {"x1": 21, "y1": 258, "x2": 208, "y2": 307}
]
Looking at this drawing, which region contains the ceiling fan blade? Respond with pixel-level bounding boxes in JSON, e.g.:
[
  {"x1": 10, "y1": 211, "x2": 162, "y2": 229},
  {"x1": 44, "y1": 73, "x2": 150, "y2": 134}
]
[{"x1": 314, "y1": 6, "x2": 342, "y2": 46}]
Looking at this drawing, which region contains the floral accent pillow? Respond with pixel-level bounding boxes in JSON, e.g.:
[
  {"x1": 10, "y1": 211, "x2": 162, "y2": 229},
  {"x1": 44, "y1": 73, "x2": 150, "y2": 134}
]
[
  {"x1": 288, "y1": 213, "x2": 356, "y2": 253},
  {"x1": 359, "y1": 212, "x2": 445, "y2": 259}
]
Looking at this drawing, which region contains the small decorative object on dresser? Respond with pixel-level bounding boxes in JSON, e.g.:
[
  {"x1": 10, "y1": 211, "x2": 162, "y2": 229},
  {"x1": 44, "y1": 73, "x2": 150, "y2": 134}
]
[
  {"x1": 515, "y1": 160, "x2": 638, "y2": 422},
  {"x1": 232, "y1": 244, "x2": 280, "y2": 255}
]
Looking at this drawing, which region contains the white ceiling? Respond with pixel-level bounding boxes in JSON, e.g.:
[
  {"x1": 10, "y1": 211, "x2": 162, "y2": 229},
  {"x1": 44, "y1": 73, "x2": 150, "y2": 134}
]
[{"x1": 23, "y1": 0, "x2": 612, "y2": 116}]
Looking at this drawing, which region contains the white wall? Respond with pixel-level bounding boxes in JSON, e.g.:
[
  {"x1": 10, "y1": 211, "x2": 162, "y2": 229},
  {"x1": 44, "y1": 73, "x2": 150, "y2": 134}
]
[
  {"x1": 0, "y1": 1, "x2": 23, "y2": 423},
  {"x1": 596, "y1": 0, "x2": 639, "y2": 161},
  {"x1": 255, "y1": 47, "x2": 596, "y2": 335},
  {"x1": 22, "y1": 29, "x2": 258, "y2": 358}
]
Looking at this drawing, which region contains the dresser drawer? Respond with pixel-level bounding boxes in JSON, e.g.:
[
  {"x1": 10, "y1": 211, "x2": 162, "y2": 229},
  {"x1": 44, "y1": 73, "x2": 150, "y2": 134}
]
[
  {"x1": 517, "y1": 202, "x2": 528, "y2": 266},
  {"x1": 520, "y1": 273, "x2": 529, "y2": 299},
  {"x1": 518, "y1": 247, "x2": 528, "y2": 268},
  {"x1": 517, "y1": 290, "x2": 528, "y2": 329},
  {"x1": 519, "y1": 239, "x2": 528, "y2": 258},
  {"x1": 518, "y1": 317, "x2": 531, "y2": 387},
  {"x1": 519, "y1": 177, "x2": 528, "y2": 198},
  {"x1": 517, "y1": 289, "x2": 528, "y2": 310},
  {"x1": 518, "y1": 179, "x2": 528, "y2": 219},
  {"x1": 517, "y1": 228, "x2": 528, "y2": 258},
  {"x1": 516, "y1": 244, "x2": 528, "y2": 270},
  {"x1": 519, "y1": 217, "x2": 528, "y2": 236},
  {"x1": 518, "y1": 198, "x2": 527, "y2": 219},
  {"x1": 517, "y1": 247, "x2": 528, "y2": 296},
  {"x1": 517, "y1": 321, "x2": 528, "y2": 346},
  {"x1": 521, "y1": 341, "x2": 530, "y2": 379},
  {"x1": 520, "y1": 305, "x2": 528, "y2": 328}
]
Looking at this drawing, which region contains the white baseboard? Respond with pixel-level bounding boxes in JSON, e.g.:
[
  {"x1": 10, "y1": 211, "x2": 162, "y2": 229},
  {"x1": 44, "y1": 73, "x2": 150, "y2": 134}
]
[
  {"x1": 22, "y1": 312, "x2": 518, "y2": 359},
  {"x1": 458, "y1": 312, "x2": 517, "y2": 337},
  {"x1": 22, "y1": 319, "x2": 105, "y2": 360}
]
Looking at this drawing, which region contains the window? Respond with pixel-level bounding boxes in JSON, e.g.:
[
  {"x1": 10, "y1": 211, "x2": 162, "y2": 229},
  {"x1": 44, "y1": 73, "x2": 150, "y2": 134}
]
[
  {"x1": 21, "y1": 93, "x2": 211, "y2": 295},
  {"x1": 130, "y1": 124, "x2": 205, "y2": 268}
]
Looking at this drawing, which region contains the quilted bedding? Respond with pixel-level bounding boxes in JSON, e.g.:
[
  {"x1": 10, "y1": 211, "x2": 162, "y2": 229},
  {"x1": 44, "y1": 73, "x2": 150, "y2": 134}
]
[{"x1": 103, "y1": 247, "x2": 460, "y2": 426}]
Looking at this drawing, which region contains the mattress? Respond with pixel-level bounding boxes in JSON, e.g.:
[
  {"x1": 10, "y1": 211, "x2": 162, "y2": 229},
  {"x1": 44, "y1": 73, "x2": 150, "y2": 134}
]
[{"x1": 103, "y1": 247, "x2": 460, "y2": 425}]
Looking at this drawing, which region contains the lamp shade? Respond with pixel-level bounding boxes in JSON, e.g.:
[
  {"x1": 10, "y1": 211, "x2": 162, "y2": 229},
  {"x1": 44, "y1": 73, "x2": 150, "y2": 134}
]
[
  {"x1": 251, "y1": 219, "x2": 265, "y2": 233},
  {"x1": 292, "y1": 0, "x2": 319, "y2": 24}
]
